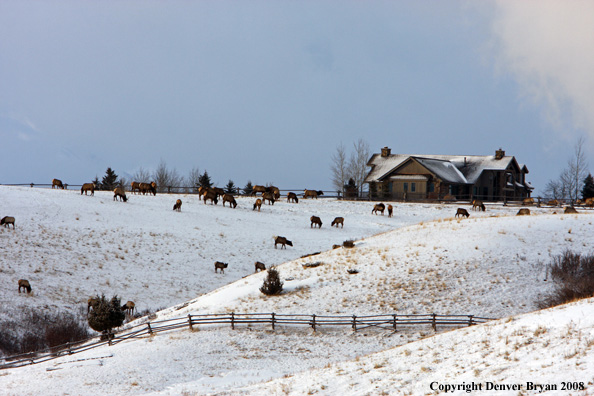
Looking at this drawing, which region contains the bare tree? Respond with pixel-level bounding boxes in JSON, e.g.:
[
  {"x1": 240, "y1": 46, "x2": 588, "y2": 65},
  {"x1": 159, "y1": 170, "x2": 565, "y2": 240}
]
[
  {"x1": 187, "y1": 167, "x2": 201, "y2": 193},
  {"x1": 348, "y1": 138, "x2": 371, "y2": 197},
  {"x1": 330, "y1": 142, "x2": 348, "y2": 196},
  {"x1": 153, "y1": 160, "x2": 184, "y2": 193},
  {"x1": 132, "y1": 167, "x2": 152, "y2": 183},
  {"x1": 546, "y1": 137, "x2": 589, "y2": 203}
]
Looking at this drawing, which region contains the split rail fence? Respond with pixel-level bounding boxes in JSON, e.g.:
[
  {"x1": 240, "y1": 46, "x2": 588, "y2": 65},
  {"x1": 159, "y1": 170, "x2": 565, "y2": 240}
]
[{"x1": 1, "y1": 312, "x2": 492, "y2": 370}]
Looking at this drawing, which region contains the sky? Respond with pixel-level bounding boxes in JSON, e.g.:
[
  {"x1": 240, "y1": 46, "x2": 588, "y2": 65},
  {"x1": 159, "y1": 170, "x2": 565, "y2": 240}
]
[{"x1": 1, "y1": 0, "x2": 594, "y2": 194}]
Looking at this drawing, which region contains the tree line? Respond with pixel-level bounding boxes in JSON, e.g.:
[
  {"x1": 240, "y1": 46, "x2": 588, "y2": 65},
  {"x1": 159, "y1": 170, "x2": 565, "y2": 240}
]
[{"x1": 544, "y1": 137, "x2": 594, "y2": 202}]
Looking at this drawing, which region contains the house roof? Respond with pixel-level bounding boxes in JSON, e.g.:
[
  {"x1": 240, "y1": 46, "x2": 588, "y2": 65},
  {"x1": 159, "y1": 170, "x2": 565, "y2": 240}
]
[{"x1": 365, "y1": 153, "x2": 527, "y2": 185}]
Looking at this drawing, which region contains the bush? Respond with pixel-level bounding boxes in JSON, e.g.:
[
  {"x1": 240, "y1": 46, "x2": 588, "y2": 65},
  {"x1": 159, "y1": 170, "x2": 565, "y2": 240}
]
[
  {"x1": 538, "y1": 250, "x2": 594, "y2": 309},
  {"x1": 87, "y1": 294, "x2": 125, "y2": 337},
  {"x1": 260, "y1": 267, "x2": 284, "y2": 296}
]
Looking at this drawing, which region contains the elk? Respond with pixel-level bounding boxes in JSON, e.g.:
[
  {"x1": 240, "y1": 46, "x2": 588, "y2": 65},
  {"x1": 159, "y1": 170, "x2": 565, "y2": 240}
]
[
  {"x1": 52, "y1": 179, "x2": 64, "y2": 189},
  {"x1": 18, "y1": 279, "x2": 32, "y2": 294},
  {"x1": 113, "y1": 187, "x2": 128, "y2": 202},
  {"x1": 262, "y1": 191, "x2": 275, "y2": 205},
  {"x1": 254, "y1": 261, "x2": 266, "y2": 272},
  {"x1": 173, "y1": 199, "x2": 182, "y2": 212},
  {"x1": 1, "y1": 216, "x2": 15, "y2": 229},
  {"x1": 253, "y1": 199, "x2": 262, "y2": 211},
  {"x1": 310, "y1": 216, "x2": 323, "y2": 228},
  {"x1": 303, "y1": 189, "x2": 318, "y2": 199},
  {"x1": 121, "y1": 301, "x2": 136, "y2": 316},
  {"x1": 372, "y1": 203, "x2": 385, "y2": 215},
  {"x1": 455, "y1": 208, "x2": 470, "y2": 218},
  {"x1": 287, "y1": 192, "x2": 299, "y2": 203},
  {"x1": 522, "y1": 197, "x2": 535, "y2": 206},
  {"x1": 81, "y1": 183, "x2": 95, "y2": 196},
  {"x1": 387, "y1": 205, "x2": 393, "y2": 217},
  {"x1": 131, "y1": 181, "x2": 141, "y2": 194},
  {"x1": 203, "y1": 190, "x2": 218, "y2": 205},
  {"x1": 331, "y1": 217, "x2": 344, "y2": 228},
  {"x1": 251, "y1": 185, "x2": 267, "y2": 196},
  {"x1": 472, "y1": 200, "x2": 484, "y2": 211},
  {"x1": 274, "y1": 236, "x2": 293, "y2": 249},
  {"x1": 214, "y1": 261, "x2": 228, "y2": 273},
  {"x1": 222, "y1": 194, "x2": 237, "y2": 208}
]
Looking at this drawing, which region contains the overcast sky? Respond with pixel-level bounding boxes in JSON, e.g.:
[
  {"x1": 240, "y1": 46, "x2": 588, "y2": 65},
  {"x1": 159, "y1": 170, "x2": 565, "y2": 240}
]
[{"x1": 1, "y1": 1, "x2": 593, "y2": 194}]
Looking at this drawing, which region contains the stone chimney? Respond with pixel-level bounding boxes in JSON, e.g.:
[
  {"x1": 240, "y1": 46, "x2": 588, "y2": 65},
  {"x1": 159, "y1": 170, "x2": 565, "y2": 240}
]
[
  {"x1": 495, "y1": 148, "x2": 505, "y2": 160},
  {"x1": 381, "y1": 147, "x2": 391, "y2": 157}
]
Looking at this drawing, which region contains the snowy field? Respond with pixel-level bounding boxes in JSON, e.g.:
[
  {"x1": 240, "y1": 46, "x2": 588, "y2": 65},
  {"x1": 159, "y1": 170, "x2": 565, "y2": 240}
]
[{"x1": 1, "y1": 186, "x2": 593, "y2": 395}]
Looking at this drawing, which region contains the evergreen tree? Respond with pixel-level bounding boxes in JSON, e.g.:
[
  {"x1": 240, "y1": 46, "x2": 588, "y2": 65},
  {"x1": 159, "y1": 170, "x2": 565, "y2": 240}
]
[
  {"x1": 87, "y1": 294, "x2": 125, "y2": 339},
  {"x1": 243, "y1": 180, "x2": 254, "y2": 196},
  {"x1": 101, "y1": 167, "x2": 119, "y2": 191},
  {"x1": 225, "y1": 180, "x2": 237, "y2": 194},
  {"x1": 198, "y1": 170, "x2": 212, "y2": 189},
  {"x1": 92, "y1": 176, "x2": 100, "y2": 188},
  {"x1": 260, "y1": 267, "x2": 284, "y2": 296},
  {"x1": 582, "y1": 173, "x2": 594, "y2": 199}
]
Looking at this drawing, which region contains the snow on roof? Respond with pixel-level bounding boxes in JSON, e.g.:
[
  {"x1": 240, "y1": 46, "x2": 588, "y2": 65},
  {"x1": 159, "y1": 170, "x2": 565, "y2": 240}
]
[{"x1": 365, "y1": 153, "x2": 521, "y2": 185}]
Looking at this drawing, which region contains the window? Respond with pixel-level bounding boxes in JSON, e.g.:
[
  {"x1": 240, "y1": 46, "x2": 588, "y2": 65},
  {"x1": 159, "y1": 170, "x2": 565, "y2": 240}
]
[
  {"x1": 403, "y1": 183, "x2": 408, "y2": 192},
  {"x1": 411, "y1": 182, "x2": 416, "y2": 192}
]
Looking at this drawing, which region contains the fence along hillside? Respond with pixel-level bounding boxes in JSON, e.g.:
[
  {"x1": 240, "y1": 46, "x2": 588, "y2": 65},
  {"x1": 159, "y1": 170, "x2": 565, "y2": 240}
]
[{"x1": 1, "y1": 311, "x2": 493, "y2": 370}]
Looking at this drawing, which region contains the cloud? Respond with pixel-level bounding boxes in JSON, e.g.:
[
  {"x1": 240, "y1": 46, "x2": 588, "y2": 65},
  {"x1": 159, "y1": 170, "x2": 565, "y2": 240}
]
[
  {"x1": 490, "y1": 1, "x2": 594, "y2": 140},
  {"x1": 0, "y1": 114, "x2": 41, "y2": 142}
]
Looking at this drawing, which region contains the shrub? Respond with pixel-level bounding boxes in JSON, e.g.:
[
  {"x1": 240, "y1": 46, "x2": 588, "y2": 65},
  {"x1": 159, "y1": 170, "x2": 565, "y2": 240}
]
[
  {"x1": 260, "y1": 267, "x2": 284, "y2": 296},
  {"x1": 538, "y1": 250, "x2": 594, "y2": 308},
  {"x1": 87, "y1": 294, "x2": 125, "y2": 337}
]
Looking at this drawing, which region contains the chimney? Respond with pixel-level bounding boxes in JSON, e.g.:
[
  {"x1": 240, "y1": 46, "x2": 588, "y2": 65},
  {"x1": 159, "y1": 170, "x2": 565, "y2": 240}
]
[
  {"x1": 381, "y1": 147, "x2": 391, "y2": 157},
  {"x1": 495, "y1": 148, "x2": 505, "y2": 160}
]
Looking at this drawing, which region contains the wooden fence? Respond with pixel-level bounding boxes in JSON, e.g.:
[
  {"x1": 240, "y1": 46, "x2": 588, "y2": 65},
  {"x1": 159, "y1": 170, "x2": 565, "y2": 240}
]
[{"x1": 0, "y1": 312, "x2": 492, "y2": 370}]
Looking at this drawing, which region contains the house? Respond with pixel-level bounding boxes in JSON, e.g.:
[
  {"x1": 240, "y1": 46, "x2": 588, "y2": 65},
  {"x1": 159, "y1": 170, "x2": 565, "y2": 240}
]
[{"x1": 364, "y1": 147, "x2": 533, "y2": 202}]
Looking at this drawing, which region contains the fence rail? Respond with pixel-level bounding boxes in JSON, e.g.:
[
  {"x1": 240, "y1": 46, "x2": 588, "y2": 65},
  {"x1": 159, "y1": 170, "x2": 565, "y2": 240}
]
[{"x1": 0, "y1": 312, "x2": 493, "y2": 370}]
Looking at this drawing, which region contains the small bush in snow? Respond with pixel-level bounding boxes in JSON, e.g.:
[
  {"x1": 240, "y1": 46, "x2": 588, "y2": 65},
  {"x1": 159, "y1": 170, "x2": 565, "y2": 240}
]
[
  {"x1": 87, "y1": 294, "x2": 125, "y2": 338},
  {"x1": 538, "y1": 250, "x2": 594, "y2": 308},
  {"x1": 260, "y1": 267, "x2": 284, "y2": 296}
]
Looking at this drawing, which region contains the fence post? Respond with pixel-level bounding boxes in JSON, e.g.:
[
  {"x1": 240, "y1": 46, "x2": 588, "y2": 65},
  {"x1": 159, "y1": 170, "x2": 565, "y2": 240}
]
[
  {"x1": 231, "y1": 312, "x2": 235, "y2": 330},
  {"x1": 68, "y1": 342, "x2": 72, "y2": 355},
  {"x1": 468, "y1": 315, "x2": 474, "y2": 326},
  {"x1": 311, "y1": 314, "x2": 316, "y2": 332},
  {"x1": 392, "y1": 314, "x2": 397, "y2": 332},
  {"x1": 432, "y1": 313, "x2": 437, "y2": 331},
  {"x1": 271, "y1": 313, "x2": 276, "y2": 330},
  {"x1": 188, "y1": 314, "x2": 193, "y2": 331},
  {"x1": 352, "y1": 315, "x2": 357, "y2": 332},
  {"x1": 147, "y1": 323, "x2": 153, "y2": 335}
]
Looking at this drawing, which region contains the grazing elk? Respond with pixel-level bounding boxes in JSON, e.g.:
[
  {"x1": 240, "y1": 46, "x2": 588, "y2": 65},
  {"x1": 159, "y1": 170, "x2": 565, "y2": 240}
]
[
  {"x1": 372, "y1": 203, "x2": 385, "y2": 215},
  {"x1": 203, "y1": 190, "x2": 218, "y2": 205},
  {"x1": 131, "y1": 181, "x2": 141, "y2": 194},
  {"x1": 517, "y1": 208, "x2": 530, "y2": 216},
  {"x1": 262, "y1": 191, "x2": 275, "y2": 205},
  {"x1": 303, "y1": 189, "x2": 318, "y2": 199},
  {"x1": 254, "y1": 261, "x2": 266, "y2": 272},
  {"x1": 331, "y1": 217, "x2": 344, "y2": 228},
  {"x1": 251, "y1": 185, "x2": 267, "y2": 196},
  {"x1": 121, "y1": 301, "x2": 136, "y2": 316},
  {"x1": 222, "y1": 194, "x2": 237, "y2": 208},
  {"x1": 316, "y1": 190, "x2": 324, "y2": 196},
  {"x1": 1, "y1": 216, "x2": 15, "y2": 229},
  {"x1": 173, "y1": 199, "x2": 182, "y2": 212},
  {"x1": 81, "y1": 183, "x2": 95, "y2": 196},
  {"x1": 287, "y1": 192, "x2": 299, "y2": 203},
  {"x1": 52, "y1": 179, "x2": 64, "y2": 189},
  {"x1": 387, "y1": 204, "x2": 393, "y2": 217},
  {"x1": 310, "y1": 216, "x2": 323, "y2": 228},
  {"x1": 18, "y1": 279, "x2": 32, "y2": 294},
  {"x1": 253, "y1": 198, "x2": 262, "y2": 211},
  {"x1": 113, "y1": 187, "x2": 128, "y2": 202},
  {"x1": 455, "y1": 208, "x2": 470, "y2": 218},
  {"x1": 472, "y1": 200, "x2": 484, "y2": 211},
  {"x1": 266, "y1": 186, "x2": 280, "y2": 200},
  {"x1": 274, "y1": 236, "x2": 293, "y2": 249},
  {"x1": 214, "y1": 261, "x2": 228, "y2": 273}
]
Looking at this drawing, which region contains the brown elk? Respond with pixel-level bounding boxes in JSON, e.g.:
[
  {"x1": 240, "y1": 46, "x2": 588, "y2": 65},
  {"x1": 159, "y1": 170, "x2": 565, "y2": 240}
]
[
  {"x1": 173, "y1": 199, "x2": 182, "y2": 212},
  {"x1": 546, "y1": 199, "x2": 560, "y2": 207},
  {"x1": 287, "y1": 192, "x2": 299, "y2": 203},
  {"x1": 131, "y1": 181, "x2": 141, "y2": 194},
  {"x1": 253, "y1": 198, "x2": 262, "y2": 211},
  {"x1": 251, "y1": 185, "x2": 267, "y2": 196},
  {"x1": 517, "y1": 208, "x2": 530, "y2": 216},
  {"x1": 303, "y1": 189, "x2": 318, "y2": 199},
  {"x1": 214, "y1": 261, "x2": 228, "y2": 273},
  {"x1": 254, "y1": 261, "x2": 266, "y2": 272},
  {"x1": 310, "y1": 216, "x2": 322, "y2": 228},
  {"x1": 121, "y1": 301, "x2": 136, "y2": 316},
  {"x1": 274, "y1": 236, "x2": 293, "y2": 249},
  {"x1": 522, "y1": 197, "x2": 535, "y2": 206},
  {"x1": 52, "y1": 179, "x2": 64, "y2": 189},
  {"x1": 1, "y1": 216, "x2": 15, "y2": 229},
  {"x1": 585, "y1": 197, "x2": 594, "y2": 208},
  {"x1": 331, "y1": 217, "x2": 344, "y2": 228},
  {"x1": 455, "y1": 208, "x2": 470, "y2": 218},
  {"x1": 472, "y1": 200, "x2": 484, "y2": 211},
  {"x1": 18, "y1": 279, "x2": 32, "y2": 294},
  {"x1": 222, "y1": 194, "x2": 237, "y2": 208},
  {"x1": 266, "y1": 186, "x2": 280, "y2": 200},
  {"x1": 203, "y1": 190, "x2": 218, "y2": 205},
  {"x1": 262, "y1": 191, "x2": 275, "y2": 205},
  {"x1": 81, "y1": 183, "x2": 95, "y2": 196},
  {"x1": 113, "y1": 187, "x2": 128, "y2": 202},
  {"x1": 372, "y1": 203, "x2": 385, "y2": 215},
  {"x1": 387, "y1": 204, "x2": 393, "y2": 217}
]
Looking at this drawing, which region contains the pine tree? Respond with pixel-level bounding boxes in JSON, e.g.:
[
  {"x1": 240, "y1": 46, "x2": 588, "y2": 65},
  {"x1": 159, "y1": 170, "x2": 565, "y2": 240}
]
[
  {"x1": 260, "y1": 267, "x2": 284, "y2": 295},
  {"x1": 198, "y1": 170, "x2": 212, "y2": 189},
  {"x1": 101, "y1": 168, "x2": 119, "y2": 191},
  {"x1": 582, "y1": 174, "x2": 594, "y2": 199},
  {"x1": 243, "y1": 180, "x2": 254, "y2": 196},
  {"x1": 225, "y1": 180, "x2": 237, "y2": 194},
  {"x1": 87, "y1": 294, "x2": 125, "y2": 339}
]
